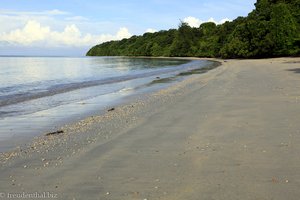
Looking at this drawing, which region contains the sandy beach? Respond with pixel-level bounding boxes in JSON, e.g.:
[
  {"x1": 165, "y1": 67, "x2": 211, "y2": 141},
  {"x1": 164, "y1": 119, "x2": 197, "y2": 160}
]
[{"x1": 1, "y1": 57, "x2": 300, "y2": 200}]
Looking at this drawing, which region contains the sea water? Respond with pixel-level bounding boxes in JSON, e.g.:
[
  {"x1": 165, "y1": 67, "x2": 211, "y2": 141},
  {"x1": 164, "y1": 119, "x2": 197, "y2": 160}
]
[{"x1": 0, "y1": 56, "x2": 212, "y2": 151}]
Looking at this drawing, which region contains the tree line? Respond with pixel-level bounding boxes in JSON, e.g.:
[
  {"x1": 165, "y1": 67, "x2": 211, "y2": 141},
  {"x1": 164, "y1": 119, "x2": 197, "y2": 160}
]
[{"x1": 87, "y1": 0, "x2": 300, "y2": 58}]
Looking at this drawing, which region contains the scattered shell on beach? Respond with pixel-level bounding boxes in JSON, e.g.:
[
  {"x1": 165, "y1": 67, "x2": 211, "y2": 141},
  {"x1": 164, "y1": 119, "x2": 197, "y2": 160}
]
[{"x1": 272, "y1": 178, "x2": 278, "y2": 183}]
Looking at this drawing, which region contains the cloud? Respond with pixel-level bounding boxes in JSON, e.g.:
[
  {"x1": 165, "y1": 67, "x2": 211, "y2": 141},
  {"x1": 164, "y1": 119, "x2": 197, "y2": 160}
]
[
  {"x1": 219, "y1": 18, "x2": 231, "y2": 24},
  {"x1": 65, "y1": 16, "x2": 89, "y2": 21},
  {"x1": 0, "y1": 9, "x2": 69, "y2": 16},
  {"x1": 183, "y1": 16, "x2": 231, "y2": 27},
  {"x1": 0, "y1": 9, "x2": 70, "y2": 33},
  {"x1": 145, "y1": 28, "x2": 157, "y2": 33},
  {"x1": 0, "y1": 20, "x2": 50, "y2": 45},
  {"x1": 0, "y1": 9, "x2": 132, "y2": 49},
  {"x1": 116, "y1": 27, "x2": 131, "y2": 39},
  {"x1": 183, "y1": 17, "x2": 203, "y2": 28},
  {"x1": 0, "y1": 20, "x2": 132, "y2": 47}
]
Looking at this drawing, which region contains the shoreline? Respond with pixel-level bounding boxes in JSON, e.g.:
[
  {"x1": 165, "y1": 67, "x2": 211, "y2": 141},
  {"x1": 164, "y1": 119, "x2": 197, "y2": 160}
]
[
  {"x1": 0, "y1": 58, "x2": 221, "y2": 156},
  {"x1": 1, "y1": 57, "x2": 300, "y2": 199},
  {"x1": 0, "y1": 58, "x2": 217, "y2": 152}
]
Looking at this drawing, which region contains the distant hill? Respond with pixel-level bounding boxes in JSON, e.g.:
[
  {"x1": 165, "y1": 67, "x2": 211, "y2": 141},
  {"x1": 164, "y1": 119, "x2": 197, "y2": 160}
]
[{"x1": 87, "y1": 0, "x2": 300, "y2": 58}]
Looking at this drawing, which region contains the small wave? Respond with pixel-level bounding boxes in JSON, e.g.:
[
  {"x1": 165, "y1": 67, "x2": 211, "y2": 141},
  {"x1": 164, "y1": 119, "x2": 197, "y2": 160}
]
[
  {"x1": 0, "y1": 60, "x2": 209, "y2": 108},
  {"x1": 119, "y1": 87, "x2": 134, "y2": 93}
]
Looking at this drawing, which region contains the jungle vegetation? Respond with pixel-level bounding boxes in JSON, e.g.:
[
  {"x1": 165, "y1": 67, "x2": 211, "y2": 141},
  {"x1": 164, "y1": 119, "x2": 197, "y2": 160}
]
[{"x1": 87, "y1": 0, "x2": 300, "y2": 58}]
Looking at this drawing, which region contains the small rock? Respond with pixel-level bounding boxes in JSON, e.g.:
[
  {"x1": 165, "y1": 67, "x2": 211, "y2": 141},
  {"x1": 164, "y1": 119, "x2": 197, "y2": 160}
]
[{"x1": 46, "y1": 130, "x2": 64, "y2": 136}]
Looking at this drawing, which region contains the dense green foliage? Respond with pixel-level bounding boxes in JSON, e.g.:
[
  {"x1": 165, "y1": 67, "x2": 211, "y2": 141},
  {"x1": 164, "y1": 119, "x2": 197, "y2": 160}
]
[{"x1": 87, "y1": 0, "x2": 300, "y2": 58}]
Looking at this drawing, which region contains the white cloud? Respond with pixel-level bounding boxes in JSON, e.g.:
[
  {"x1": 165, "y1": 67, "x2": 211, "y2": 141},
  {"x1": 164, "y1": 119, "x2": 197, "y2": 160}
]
[
  {"x1": 183, "y1": 17, "x2": 204, "y2": 28},
  {"x1": 0, "y1": 21, "x2": 50, "y2": 45},
  {"x1": 0, "y1": 9, "x2": 133, "y2": 49},
  {"x1": 183, "y1": 16, "x2": 231, "y2": 27},
  {"x1": 145, "y1": 28, "x2": 157, "y2": 33},
  {"x1": 116, "y1": 27, "x2": 131, "y2": 39},
  {"x1": 45, "y1": 9, "x2": 69, "y2": 15},
  {"x1": 0, "y1": 20, "x2": 132, "y2": 47},
  {"x1": 0, "y1": 9, "x2": 69, "y2": 16},
  {"x1": 65, "y1": 16, "x2": 89, "y2": 21},
  {"x1": 219, "y1": 18, "x2": 231, "y2": 24}
]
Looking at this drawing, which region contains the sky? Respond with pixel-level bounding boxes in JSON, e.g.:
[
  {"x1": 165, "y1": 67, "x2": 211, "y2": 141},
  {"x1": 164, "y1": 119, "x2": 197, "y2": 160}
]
[{"x1": 0, "y1": 0, "x2": 257, "y2": 56}]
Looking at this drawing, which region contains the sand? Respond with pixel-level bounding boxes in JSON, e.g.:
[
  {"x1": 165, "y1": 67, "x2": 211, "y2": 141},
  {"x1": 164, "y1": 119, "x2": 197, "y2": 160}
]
[{"x1": 1, "y1": 57, "x2": 300, "y2": 200}]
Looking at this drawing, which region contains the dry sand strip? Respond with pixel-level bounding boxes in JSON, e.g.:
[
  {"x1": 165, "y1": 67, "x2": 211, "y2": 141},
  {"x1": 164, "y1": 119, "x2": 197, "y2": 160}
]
[{"x1": 1, "y1": 57, "x2": 300, "y2": 200}]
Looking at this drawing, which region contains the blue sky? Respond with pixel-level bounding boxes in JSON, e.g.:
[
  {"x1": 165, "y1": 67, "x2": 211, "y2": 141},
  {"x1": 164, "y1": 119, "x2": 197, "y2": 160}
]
[{"x1": 0, "y1": 0, "x2": 256, "y2": 56}]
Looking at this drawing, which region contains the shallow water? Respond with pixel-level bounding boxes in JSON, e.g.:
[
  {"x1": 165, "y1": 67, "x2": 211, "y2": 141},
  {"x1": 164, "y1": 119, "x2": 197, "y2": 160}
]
[{"x1": 0, "y1": 56, "x2": 213, "y2": 151}]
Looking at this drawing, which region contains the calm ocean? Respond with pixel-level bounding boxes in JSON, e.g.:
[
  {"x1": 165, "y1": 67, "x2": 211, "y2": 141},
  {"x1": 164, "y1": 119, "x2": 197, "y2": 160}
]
[{"x1": 0, "y1": 56, "x2": 213, "y2": 151}]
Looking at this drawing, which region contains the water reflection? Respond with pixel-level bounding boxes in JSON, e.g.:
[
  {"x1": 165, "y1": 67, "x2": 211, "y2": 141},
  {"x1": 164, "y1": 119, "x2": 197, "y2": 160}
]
[{"x1": 0, "y1": 56, "x2": 195, "y2": 152}]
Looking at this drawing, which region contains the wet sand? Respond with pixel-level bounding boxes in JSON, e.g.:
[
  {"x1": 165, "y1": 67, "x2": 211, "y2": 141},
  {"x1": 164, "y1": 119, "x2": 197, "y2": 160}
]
[{"x1": 1, "y1": 57, "x2": 300, "y2": 200}]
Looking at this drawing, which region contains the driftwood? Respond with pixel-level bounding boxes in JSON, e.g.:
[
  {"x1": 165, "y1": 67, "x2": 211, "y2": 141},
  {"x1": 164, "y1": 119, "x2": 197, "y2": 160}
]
[
  {"x1": 108, "y1": 108, "x2": 115, "y2": 112},
  {"x1": 46, "y1": 130, "x2": 64, "y2": 136}
]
